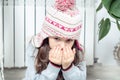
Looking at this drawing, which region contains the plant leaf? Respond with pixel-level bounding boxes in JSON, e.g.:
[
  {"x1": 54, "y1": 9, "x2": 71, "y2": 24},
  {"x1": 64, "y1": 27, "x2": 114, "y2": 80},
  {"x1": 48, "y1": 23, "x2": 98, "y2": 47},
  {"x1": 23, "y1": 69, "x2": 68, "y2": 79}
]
[
  {"x1": 110, "y1": 0, "x2": 120, "y2": 18},
  {"x1": 102, "y1": 0, "x2": 113, "y2": 11},
  {"x1": 116, "y1": 20, "x2": 120, "y2": 31},
  {"x1": 96, "y1": 2, "x2": 103, "y2": 12},
  {"x1": 98, "y1": 18, "x2": 104, "y2": 26},
  {"x1": 109, "y1": 12, "x2": 120, "y2": 21},
  {"x1": 99, "y1": 18, "x2": 111, "y2": 41}
]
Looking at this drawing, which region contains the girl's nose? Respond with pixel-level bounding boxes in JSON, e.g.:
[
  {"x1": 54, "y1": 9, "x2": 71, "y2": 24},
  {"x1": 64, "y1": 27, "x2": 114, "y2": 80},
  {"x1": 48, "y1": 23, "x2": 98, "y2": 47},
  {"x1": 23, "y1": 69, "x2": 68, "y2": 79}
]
[{"x1": 60, "y1": 41, "x2": 66, "y2": 48}]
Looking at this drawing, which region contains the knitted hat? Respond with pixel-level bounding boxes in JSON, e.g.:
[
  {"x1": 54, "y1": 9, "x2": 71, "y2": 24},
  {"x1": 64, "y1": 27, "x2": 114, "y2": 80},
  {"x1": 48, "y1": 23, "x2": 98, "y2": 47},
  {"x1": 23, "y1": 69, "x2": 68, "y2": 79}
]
[{"x1": 32, "y1": 0, "x2": 83, "y2": 51}]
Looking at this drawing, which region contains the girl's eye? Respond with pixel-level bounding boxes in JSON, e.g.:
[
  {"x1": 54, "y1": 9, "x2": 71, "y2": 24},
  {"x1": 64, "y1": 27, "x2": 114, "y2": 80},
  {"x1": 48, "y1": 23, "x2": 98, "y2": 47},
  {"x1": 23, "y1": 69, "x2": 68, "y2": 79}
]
[
  {"x1": 54, "y1": 37, "x2": 61, "y2": 41},
  {"x1": 66, "y1": 39, "x2": 73, "y2": 42}
]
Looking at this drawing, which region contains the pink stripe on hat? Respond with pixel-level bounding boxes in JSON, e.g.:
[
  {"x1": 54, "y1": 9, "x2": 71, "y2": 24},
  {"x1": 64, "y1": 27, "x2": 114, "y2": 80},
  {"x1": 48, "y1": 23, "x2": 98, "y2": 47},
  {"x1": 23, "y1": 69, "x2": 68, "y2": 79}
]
[{"x1": 45, "y1": 17, "x2": 82, "y2": 32}]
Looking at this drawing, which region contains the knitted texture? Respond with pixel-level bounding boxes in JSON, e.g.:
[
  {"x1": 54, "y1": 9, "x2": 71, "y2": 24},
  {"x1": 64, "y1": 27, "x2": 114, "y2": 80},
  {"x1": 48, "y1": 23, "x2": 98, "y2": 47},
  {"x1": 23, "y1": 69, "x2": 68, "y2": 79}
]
[{"x1": 32, "y1": 0, "x2": 83, "y2": 51}]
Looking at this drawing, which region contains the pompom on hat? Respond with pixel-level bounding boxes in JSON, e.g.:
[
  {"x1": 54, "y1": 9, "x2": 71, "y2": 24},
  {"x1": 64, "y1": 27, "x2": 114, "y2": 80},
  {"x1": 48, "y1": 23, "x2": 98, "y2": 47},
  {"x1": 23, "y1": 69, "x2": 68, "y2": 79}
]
[{"x1": 32, "y1": 0, "x2": 83, "y2": 51}]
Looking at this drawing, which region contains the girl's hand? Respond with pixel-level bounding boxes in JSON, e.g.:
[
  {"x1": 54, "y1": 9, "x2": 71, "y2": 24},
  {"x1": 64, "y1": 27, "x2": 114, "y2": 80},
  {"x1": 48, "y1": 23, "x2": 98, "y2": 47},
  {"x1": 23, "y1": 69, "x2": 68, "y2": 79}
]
[
  {"x1": 62, "y1": 47, "x2": 76, "y2": 69},
  {"x1": 49, "y1": 46, "x2": 62, "y2": 65}
]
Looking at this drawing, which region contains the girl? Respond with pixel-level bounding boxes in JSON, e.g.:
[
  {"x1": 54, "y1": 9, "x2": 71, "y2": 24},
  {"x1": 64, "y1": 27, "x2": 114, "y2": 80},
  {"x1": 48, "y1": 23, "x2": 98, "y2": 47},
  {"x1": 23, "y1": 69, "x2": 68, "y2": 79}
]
[{"x1": 23, "y1": 0, "x2": 86, "y2": 80}]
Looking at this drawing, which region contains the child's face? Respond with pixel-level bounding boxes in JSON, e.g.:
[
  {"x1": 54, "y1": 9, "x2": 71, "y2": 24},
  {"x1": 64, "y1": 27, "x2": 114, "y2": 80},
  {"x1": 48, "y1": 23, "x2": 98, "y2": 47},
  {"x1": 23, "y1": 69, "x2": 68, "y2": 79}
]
[{"x1": 49, "y1": 36, "x2": 75, "y2": 49}]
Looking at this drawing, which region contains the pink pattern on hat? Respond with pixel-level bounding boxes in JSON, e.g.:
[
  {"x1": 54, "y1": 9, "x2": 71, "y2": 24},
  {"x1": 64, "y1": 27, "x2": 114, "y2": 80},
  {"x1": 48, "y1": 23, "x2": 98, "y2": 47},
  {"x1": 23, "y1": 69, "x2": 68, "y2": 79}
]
[{"x1": 45, "y1": 17, "x2": 82, "y2": 32}]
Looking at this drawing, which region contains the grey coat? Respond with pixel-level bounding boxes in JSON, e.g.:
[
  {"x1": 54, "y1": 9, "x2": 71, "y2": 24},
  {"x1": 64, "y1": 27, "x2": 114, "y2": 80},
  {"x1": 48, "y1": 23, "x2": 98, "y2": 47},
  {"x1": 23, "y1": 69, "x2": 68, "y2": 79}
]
[{"x1": 23, "y1": 42, "x2": 86, "y2": 80}]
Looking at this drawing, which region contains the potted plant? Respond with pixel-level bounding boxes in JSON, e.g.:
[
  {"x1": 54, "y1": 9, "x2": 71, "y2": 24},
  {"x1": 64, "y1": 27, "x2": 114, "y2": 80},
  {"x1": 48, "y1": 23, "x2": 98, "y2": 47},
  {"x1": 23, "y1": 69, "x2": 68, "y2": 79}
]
[{"x1": 96, "y1": 0, "x2": 120, "y2": 41}]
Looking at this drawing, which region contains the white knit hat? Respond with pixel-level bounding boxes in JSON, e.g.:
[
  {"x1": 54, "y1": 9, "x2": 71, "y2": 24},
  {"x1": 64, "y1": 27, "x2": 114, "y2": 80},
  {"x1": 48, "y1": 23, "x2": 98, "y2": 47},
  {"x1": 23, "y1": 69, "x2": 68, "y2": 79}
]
[{"x1": 32, "y1": 0, "x2": 83, "y2": 51}]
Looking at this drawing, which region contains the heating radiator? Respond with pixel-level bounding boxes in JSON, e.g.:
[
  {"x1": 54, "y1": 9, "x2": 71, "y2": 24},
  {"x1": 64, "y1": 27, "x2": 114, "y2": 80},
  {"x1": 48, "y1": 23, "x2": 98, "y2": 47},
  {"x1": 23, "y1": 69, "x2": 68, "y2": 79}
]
[{"x1": 0, "y1": 0, "x2": 95, "y2": 68}]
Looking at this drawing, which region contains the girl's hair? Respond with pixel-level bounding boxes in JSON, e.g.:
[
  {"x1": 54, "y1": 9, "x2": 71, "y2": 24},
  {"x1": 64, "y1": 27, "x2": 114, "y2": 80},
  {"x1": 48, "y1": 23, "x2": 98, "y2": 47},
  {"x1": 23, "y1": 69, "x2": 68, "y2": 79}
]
[{"x1": 35, "y1": 38, "x2": 84, "y2": 80}]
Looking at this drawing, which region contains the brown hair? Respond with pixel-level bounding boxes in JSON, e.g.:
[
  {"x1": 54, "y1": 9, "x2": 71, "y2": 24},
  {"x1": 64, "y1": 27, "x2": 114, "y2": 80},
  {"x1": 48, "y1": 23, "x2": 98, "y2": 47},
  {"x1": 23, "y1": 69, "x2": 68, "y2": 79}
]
[{"x1": 35, "y1": 38, "x2": 84, "y2": 80}]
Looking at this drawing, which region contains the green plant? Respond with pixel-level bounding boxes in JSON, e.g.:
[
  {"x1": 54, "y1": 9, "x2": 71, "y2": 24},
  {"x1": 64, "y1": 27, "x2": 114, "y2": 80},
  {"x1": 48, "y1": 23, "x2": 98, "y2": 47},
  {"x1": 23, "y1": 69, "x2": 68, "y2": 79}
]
[{"x1": 96, "y1": 0, "x2": 120, "y2": 41}]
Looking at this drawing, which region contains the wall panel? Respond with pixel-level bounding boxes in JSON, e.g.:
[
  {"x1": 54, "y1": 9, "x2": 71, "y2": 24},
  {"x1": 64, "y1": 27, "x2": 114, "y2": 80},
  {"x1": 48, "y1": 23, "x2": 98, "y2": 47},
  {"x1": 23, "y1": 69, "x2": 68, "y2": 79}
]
[
  {"x1": 4, "y1": 0, "x2": 14, "y2": 67},
  {"x1": 36, "y1": 0, "x2": 45, "y2": 34},
  {"x1": 15, "y1": 0, "x2": 24, "y2": 67},
  {"x1": 25, "y1": 0, "x2": 35, "y2": 66}
]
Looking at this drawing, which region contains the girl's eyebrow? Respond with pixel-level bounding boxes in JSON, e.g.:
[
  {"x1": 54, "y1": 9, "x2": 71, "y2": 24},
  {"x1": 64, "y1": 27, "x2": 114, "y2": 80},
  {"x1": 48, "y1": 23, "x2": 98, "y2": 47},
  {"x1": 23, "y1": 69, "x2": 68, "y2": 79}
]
[
  {"x1": 49, "y1": 36, "x2": 58, "y2": 38},
  {"x1": 51, "y1": 36, "x2": 74, "y2": 40}
]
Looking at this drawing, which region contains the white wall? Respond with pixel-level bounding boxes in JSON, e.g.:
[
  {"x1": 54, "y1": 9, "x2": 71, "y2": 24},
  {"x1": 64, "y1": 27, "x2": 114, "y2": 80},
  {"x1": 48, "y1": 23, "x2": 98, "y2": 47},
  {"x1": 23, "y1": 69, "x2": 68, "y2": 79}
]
[{"x1": 95, "y1": 1, "x2": 120, "y2": 66}]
